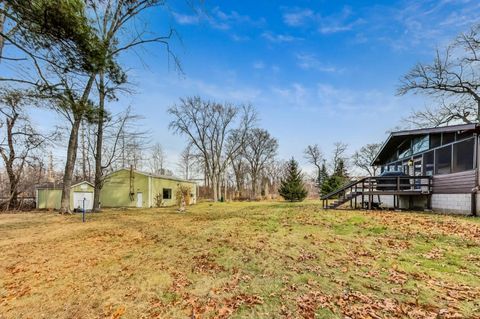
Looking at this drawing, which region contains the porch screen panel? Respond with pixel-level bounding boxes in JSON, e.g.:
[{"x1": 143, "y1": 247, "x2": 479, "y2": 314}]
[
  {"x1": 452, "y1": 138, "x2": 474, "y2": 173},
  {"x1": 423, "y1": 151, "x2": 434, "y2": 176},
  {"x1": 435, "y1": 145, "x2": 451, "y2": 175}
]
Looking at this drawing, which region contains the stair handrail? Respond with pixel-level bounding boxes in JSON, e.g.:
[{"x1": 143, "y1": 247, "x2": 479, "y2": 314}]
[{"x1": 320, "y1": 177, "x2": 367, "y2": 200}]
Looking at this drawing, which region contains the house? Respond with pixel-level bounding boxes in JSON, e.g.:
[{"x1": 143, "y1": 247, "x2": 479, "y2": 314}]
[
  {"x1": 35, "y1": 169, "x2": 197, "y2": 210},
  {"x1": 99, "y1": 169, "x2": 197, "y2": 208},
  {"x1": 322, "y1": 123, "x2": 478, "y2": 216},
  {"x1": 36, "y1": 181, "x2": 94, "y2": 211}
]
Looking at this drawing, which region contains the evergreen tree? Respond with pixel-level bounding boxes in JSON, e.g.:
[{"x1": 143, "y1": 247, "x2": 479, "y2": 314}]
[
  {"x1": 334, "y1": 158, "x2": 348, "y2": 179},
  {"x1": 321, "y1": 175, "x2": 344, "y2": 196},
  {"x1": 278, "y1": 158, "x2": 308, "y2": 202}
]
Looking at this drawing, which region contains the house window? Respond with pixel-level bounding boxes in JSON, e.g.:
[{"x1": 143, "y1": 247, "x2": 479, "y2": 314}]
[
  {"x1": 442, "y1": 132, "x2": 455, "y2": 145},
  {"x1": 412, "y1": 135, "x2": 429, "y2": 154},
  {"x1": 435, "y1": 145, "x2": 452, "y2": 175},
  {"x1": 452, "y1": 138, "x2": 474, "y2": 173},
  {"x1": 163, "y1": 188, "x2": 172, "y2": 199},
  {"x1": 423, "y1": 151, "x2": 434, "y2": 176},
  {"x1": 430, "y1": 133, "x2": 441, "y2": 148},
  {"x1": 398, "y1": 140, "x2": 412, "y2": 159}
]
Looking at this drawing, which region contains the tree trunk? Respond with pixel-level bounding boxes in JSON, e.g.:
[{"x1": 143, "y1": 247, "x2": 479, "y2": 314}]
[
  {"x1": 5, "y1": 163, "x2": 18, "y2": 210},
  {"x1": 81, "y1": 120, "x2": 87, "y2": 180},
  {"x1": 93, "y1": 71, "x2": 105, "y2": 212},
  {"x1": 4, "y1": 116, "x2": 17, "y2": 210},
  {"x1": 0, "y1": 4, "x2": 7, "y2": 61},
  {"x1": 251, "y1": 173, "x2": 258, "y2": 199},
  {"x1": 223, "y1": 172, "x2": 227, "y2": 201},
  {"x1": 60, "y1": 116, "x2": 82, "y2": 213},
  {"x1": 59, "y1": 75, "x2": 95, "y2": 213},
  {"x1": 212, "y1": 174, "x2": 218, "y2": 201}
]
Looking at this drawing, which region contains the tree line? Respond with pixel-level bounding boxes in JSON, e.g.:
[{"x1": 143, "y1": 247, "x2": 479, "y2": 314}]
[{"x1": 1, "y1": 2, "x2": 479, "y2": 210}]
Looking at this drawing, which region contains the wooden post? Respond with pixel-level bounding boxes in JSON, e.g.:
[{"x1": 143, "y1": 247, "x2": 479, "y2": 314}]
[
  {"x1": 368, "y1": 178, "x2": 372, "y2": 210},
  {"x1": 361, "y1": 180, "x2": 365, "y2": 209},
  {"x1": 350, "y1": 194, "x2": 353, "y2": 208},
  {"x1": 354, "y1": 184, "x2": 358, "y2": 209}
]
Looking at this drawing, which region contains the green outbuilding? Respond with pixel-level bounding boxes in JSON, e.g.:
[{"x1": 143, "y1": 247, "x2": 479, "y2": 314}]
[
  {"x1": 99, "y1": 169, "x2": 197, "y2": 208},
  {"x1": 36, "y1": 181, "x2": 95, "y2": 211}
]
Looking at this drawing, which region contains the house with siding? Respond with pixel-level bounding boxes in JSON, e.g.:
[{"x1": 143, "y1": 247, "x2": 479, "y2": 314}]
[
  {"x1": 322, "y1": 123, "x2": 478, "y2": 215},
  {"x1": 36, "y1": 169, "x2": 197, "y2": 210},
  {"x1": 36, "y1": 181, "x2": 95, "y2": 211},
  {"x1": 100, "y1": 169, "x2": 197, "y2": 208}
]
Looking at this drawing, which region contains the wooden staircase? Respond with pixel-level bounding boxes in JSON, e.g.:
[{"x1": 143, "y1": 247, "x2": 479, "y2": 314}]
[
  {"x1": 321, "y1": 175, "x2": 433, "y2": 210},
  {"x1": 322, "y1": 178, "x2": 366, "y2": 209},
  {"x1": 326, "y1": 191, "x2": 362, "y2": 209}
]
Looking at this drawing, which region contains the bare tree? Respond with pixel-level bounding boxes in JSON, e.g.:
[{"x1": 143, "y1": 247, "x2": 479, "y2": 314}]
[
  {"x1": 89, "y1": 0, "x2": 181, "y2": 211},
  {"x1": 168, "y1": 96, "x2": 256, "y2": 201},
  {"x1": 242, "y1": 128, "x2": 278, "y2": 198},
  {"x1": 264, "y1": 160, "x2": 287, "y2": 198},
  {"x1": 178, "y1": 143, "x2": 196, "y2": 180},
  {"x1": 149, "y1": 143, "x2": 166, "y2": 175},
  {"x1": 304, "y1": 144, "x2": 324, "y2": 190},
  {"x1": 231, "y1": 156, "x2": 248, "y2": 198},
  {"x1": 352, "y1": 143, "x2": 382, "y2": 177},
  {"x1": 332, "y1": 142, "x2": 348, "y2": 173},
  {"x1": 0, "y1": 89, "x2": 51, "y2": 210},
  {"x1": 399, "y1": 24, "x2": 480, "y2": 127},
  {"x1": 304, "y1": 144, "x2": 323, "y2": 171}
]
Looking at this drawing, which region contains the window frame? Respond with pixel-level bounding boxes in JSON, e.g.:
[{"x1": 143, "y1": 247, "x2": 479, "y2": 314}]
[{"x1": 162, "y1": 188, "x2": 172, "y2": 200}]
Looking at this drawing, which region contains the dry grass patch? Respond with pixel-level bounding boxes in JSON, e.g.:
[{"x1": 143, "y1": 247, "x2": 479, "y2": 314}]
[{"x1": 0, "y1": 202, "x2": 479, "y2": 318}]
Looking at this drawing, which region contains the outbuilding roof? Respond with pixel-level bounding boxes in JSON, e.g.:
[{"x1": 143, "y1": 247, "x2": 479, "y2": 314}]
[
  {"x1": 36, "y1": 180, "x2": 94, "y2": 190},
  {"x1": 108, "y1": 168, "x2": 196, "y2": 184},
  {"x1": 371, "y1": 123, "x2": 479, "y2": 166}
]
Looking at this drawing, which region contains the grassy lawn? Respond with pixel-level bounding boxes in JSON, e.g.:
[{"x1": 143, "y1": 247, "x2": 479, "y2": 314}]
[{"x1": 0, "y1": 202, "x2": 479, "y2": 318}]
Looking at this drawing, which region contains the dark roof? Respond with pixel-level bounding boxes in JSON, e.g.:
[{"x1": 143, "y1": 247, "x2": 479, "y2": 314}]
[{"x1": 372, "y1": 123, "x2": 479, "y2": 166}]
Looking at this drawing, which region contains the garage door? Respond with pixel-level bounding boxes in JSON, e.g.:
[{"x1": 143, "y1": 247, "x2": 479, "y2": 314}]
[{"x1": 73, "y1": 192, "x2": 94, "y2": 211}]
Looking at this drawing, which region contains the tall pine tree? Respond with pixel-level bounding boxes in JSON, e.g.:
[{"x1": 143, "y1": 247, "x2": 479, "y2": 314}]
[{"x1": 279, "y1": 158, "x2": 308, "y2": 202}]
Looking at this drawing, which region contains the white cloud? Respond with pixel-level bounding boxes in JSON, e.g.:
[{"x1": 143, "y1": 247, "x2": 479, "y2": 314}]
[
  {"x1": 231, "y1": 34, "x2": 250, "y2": 42},
  {"x1": 267, "y1": 82, "x2": 402, "y2": 116},
  {"x1": 296, "y1": 53, "x2": 339, "y2": 73},
  {"x1": 173, "y1": 7, "x2": 265, "y2": 31},
  {"x1": 262, "y1": 31, "x2": 302, "y2": 43},
  {"x1": 282, "y1": 6, "x2": 363, "y2": 35},
  {"x1": 253, "y1": 61, "x2": 265, "y2": 69},
  {"x1": 283, "y1": 8, "x2": 314, "y2": 26},
  {"x1": 172, "y1": 12, "x2": 201, "y2": 25},
  {"x1": 318, "y1": 6, "x2": 364, "y2": 34}
]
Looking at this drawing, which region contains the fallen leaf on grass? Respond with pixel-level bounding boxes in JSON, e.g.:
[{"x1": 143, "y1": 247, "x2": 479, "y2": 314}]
[{"x1": 111, "y1": 306, "x2": 125, "y2": 319}]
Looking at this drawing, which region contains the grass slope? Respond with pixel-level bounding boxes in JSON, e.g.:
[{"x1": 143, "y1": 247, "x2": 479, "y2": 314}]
[{"x1": 0, "y1": 202, "x2": 479, "y2": 318}]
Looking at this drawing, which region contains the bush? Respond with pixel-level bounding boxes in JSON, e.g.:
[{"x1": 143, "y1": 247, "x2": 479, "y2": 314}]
[{"x1": 175, "y1": 185, "x2": 192, "y2": 210}]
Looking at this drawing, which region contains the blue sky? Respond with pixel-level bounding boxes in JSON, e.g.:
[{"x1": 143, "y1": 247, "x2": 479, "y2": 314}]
[{"x1": 34, "y1": 0, "x2": 480, "y2": 174}]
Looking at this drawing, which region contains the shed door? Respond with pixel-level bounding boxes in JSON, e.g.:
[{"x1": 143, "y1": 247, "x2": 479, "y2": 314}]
[
  {"x1": 73, "y1": 192, "x2": 93, "y2": 210},
  {"x1": 136, "y1": 192, "x2": 143, "y2": 208}
]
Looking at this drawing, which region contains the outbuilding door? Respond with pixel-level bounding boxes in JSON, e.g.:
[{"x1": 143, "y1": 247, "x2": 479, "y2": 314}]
[
  {"x1": 73, "y1": 192, "x2": 93, "y2": 211},
  {"x1": 136, "y1": 192, "x2": 143, "y2": 208}
]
